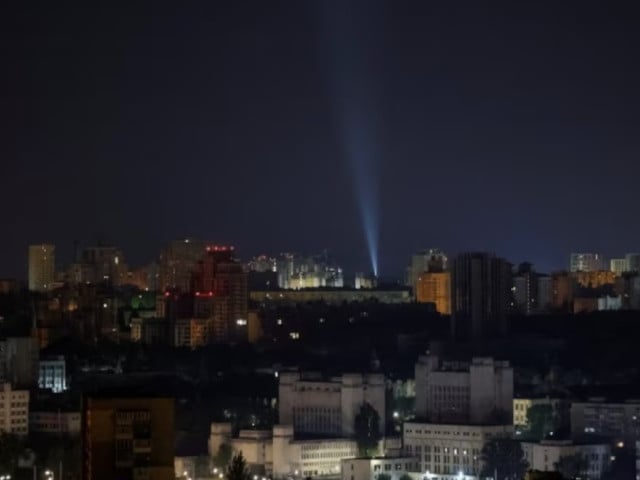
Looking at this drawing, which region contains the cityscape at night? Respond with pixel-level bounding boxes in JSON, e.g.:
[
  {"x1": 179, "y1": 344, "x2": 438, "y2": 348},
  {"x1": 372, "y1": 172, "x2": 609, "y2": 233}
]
[{"x1": 2, "y1": 2, "x2": 640, "y2": 480}]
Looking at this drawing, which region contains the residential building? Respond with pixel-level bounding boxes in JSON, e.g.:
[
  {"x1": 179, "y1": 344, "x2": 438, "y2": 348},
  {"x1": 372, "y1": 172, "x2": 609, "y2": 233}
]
[
  {"x1": 521, "y1": 440, "x2": 610, "y2": 479},
  {"x1": 537, "y1": 276, "x2": 552, "y2": 313},
  {"x1": 512, "y1": 263, "x2": 539, "y2": 315},
  {"x1": 407, "y1": 249, "x2": 448, "y2": 295},
  {"x1": 451, "y1": 252, "x2": 512, "y2": 341},
  {"x1": 551, "y1": 272, "x2": 573, "y2": 311},
  {"x1": 39, "y1": 356, "x2": 67, "y2": 393},
  {"x1": 0, "y1": 336, "x2": 39, "y2": 388},
  {"x1": 574, "y1": 271, "x2": 616, "y2": 289},
  {"x1": 30, "y1": 410, "x2": 81, "y2": 434},
  {"x1": 28, "y1": 244, "x2": 55, "y2": 292},
  {"x1": 0, "y1": 383, "x2": 29, "y2": 435},
  {"x1": 209, "y1": 423, "x2": 360, "y2": 478},
  {"x1": 159, "y1": 238, "x2": 208, "y2": 292},
  {"x1": 414, "y1": 355, "x2": 513, "y2": 424},
  {"x1": 173, "y1": 318, "x2": 208, "y2": 348},
  {"x1": 611, "y1": 259, "x2": 628, "y2": 276},
  {"x1": 403, "y1": 422, "x2": 513, "y2": 478},
  {"x1": 130, "y1": 318, "x2": 168, "y2": 345},
  {"x1": 68, "y1": 245, "x2": 127, "y2": 286},
  {"x1": 192, "y1": 246, "x2": 248, "y2": 342},
  {"x1": 570, "y1": 254, "x2": 605, "y2": 273},
  {"x1": 513, "y1": 397, "x2": 565, "y2": 428},
  {"x1": 82, "y1": 395, "x2": 175, "y2": 480},
  {"x1": 340, "y1": 456, "x2": 418, "y2": 480},
  {"x1": 416, "y1": 272, "x2": 451, "y2": 315},
  {"x1": 278, "y1": 372, "x2": 386, "y2": 437},
  {"x1": 625, "y1": 254, "x2": 640, "y2": 273}
]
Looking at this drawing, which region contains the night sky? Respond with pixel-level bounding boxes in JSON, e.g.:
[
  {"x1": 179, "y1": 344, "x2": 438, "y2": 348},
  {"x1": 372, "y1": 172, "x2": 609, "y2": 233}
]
[{"x1": 2, "y1": 1, "x2": 640, "y2": 279}]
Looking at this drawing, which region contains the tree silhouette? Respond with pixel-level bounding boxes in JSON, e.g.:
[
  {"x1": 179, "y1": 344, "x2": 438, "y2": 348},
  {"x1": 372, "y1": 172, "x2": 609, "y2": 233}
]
[
  {"x1": 354, "y1": 402, "x2": 381, "y2": 457},
  {"x1": 227, "y1": 452, "x2": 250, "y2": 480},
  {"x1": 213, "y1": 443, "x2": 233, "y2": 468},
  {"x1": 480, "y1": 438, "x2": 528, "y2": 480},
  {"x1": 526, "y1": 405, "x2": 554, "y2": 441}
]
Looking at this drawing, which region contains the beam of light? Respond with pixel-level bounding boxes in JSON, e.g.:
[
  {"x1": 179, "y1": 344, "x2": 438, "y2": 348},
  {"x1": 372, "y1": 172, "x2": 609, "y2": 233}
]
[{"x1": 315, "y1": 1, "x2": 384, "y2": 277}]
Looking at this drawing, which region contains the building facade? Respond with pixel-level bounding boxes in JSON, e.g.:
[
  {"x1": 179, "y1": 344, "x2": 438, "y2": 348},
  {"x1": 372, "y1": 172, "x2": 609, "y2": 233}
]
[
  {"x1": 414, "y1": 355, "x2": 513, "y2": 424},
  {"x1": 521, "y1": 440, "x2": 610, "y2": 479},
  {"x1": 570, "y1": 254, "x2": 605, "y2": 273},
  {"x1": 407, "y1": 250, "x2": 448, "y2": 296},
  {"x1": 451, "y1": 253, "x2": 512, "y2": 341},
  {"x1": 28, "y1": 244, "x2": 55, "y2": 292},
  {"x1": 416, "y1": 272, "x2": 451, "y2": 315},
  {"x1": 38, "y1": 356, "x2": 67, "y2": 392},
  {"x1": 0, "y1": 336, "x2": 39, "y2": 388},
  {"x1": 209, "y1": 423, "x2": 360, "y2": 478},
  {"x1": 403, "y1": 422, "x2": 513, "y2": 479},
  {"x1": 0, "y1": 383, "x2": 29, "y2": 435},
  {"x1": 82, "y1": 395, "x2": 175, "y2": 480},
  {"x1": 341, "y1": 456, "x2": 418, "y2": 480},
  {"x1": 279, "y1": 372, "x2": 386, "y2": 437},
  {"x1": 30, "y1": 410, "x2": 81, "y2": 434}
]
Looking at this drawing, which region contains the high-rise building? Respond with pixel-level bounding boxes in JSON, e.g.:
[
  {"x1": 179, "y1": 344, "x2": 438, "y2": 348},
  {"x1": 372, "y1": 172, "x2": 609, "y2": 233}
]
[
  {"x1": 68, "y1": 246, "x2": 127, "y2": 286},
  {"x1": 28, "y1": 244, "x2": 55, "y2": 292},
  {"x1": 0, "y1": 336, "x2": 39, "y2": 388},
  {"x1": 451, "y1": 252, "x2": 512, "y2": 341},
  {"x1": 159, "y1": 238, "x2": 207, "y2": 292},
  {"x1": 407, "y1": 249, "x2": 447, "y2": 295},
  {"x1": 278, "y1": 372, "x2": 386, "y2": 437},
  {"x1": 536, "y1": 275, "x2": 552, "y2": 313},
  {"x1": 0, "y1": 383, "x2": 29, "y2": 435},
  {"x1": 192, "y1": 246, "x2": 248, "y2": 342},
  {"x1": 512, "y1": 263, "x2": 539, "y2": 315},
  {"x1": 38, "y1": 356, "x2": 67, "y2": 393},
  {"x1": 415, "y1": 272, "x2": 451, "y2": 314},
  {"x1": 551, "y1": 271, "x2": 573, "y2": 311},
  {"x1": 610, "y1": 258, "x2": 629, "y2": 276},
  {"x1": 414, "y1": 355, "x2": 513, "y2": 424},
  {"x1": 625, "y1": 253, "x2": 640, "y2": 273},
  {"x1": 82, "y1": 394, "x2": 175, "y2": 480},
  {"x1": 574, "y1": 270, "x2": 616, "y2": 289},
  {"x1": 570, "y1": 253, "x2": 604, "y2": 272}
]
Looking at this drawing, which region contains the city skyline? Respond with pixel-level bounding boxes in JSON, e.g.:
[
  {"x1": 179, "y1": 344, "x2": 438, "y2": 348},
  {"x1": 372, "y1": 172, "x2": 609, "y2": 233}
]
[{"x1": 2, "y1": 2, "x2": 640, "y2": 279}]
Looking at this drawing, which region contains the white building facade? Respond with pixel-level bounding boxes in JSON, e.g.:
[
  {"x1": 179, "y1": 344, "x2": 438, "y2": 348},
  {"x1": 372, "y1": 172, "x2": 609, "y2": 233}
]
[
  {"x1": 209, "y1": 423, "x2": 359, "y2": 478},
  {"x1": 403, "y1": 422, "x2": 514, "y2": 480},
  {"x1": 279, "y1": 372, "x2": 386, "y2": 437},
  {"x1": 415, "y1": 355, "x2": 513, "y2": 424},
  {"x1": 341, "y1": 457, "x2": 418, "y2": 480}
]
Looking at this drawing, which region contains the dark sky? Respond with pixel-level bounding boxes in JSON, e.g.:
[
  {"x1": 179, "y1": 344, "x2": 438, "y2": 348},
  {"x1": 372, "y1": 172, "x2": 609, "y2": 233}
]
[{"x1": 2, "y1": 1, "x2": 640, "y2": 279}]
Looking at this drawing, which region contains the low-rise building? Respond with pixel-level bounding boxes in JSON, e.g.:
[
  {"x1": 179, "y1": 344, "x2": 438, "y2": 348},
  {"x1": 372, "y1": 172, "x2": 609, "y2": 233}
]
[
  {"x1": 403, "y1": 422, "x2": 513, "y2": 479},
  {"x1": 513, "y1": 397, "x2": 565, "y2": 428},
  {"x1": 341, "y1": 456, "x2": 419, "y2": 480},
  {"x1": 571, "y1": 399, "x2": 640, "y2": 449},
  {"x1": 521, "y1": 440, "x2": 610, "y2": 479},
  {"x1": 30, "y1": 410, "x2": 81, "y2": 434},
  {"x1": 209, "y1": 423, "x2": 360, "y2": 478},
  {"x1": 0, "y1": 383, "x2": 29, "y2": 435}
]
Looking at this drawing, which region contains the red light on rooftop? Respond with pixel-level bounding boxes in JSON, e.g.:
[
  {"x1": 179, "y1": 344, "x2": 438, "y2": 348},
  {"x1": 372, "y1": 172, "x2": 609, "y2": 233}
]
[
  {"x1": 164, "y1": 291, "x2": 170, "y2": 297},
  {"x1": 208, "y1": 291, "x2": 213, "y2": 296},
  {"x1": 195, "y1": 292, "x2": 200, "y2": 297}
]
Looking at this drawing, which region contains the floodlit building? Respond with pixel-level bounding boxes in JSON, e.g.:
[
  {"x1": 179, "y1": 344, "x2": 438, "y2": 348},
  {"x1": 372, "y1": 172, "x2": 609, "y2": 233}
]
[
  {"x1": 570, "y1": 253, "x2": 604, "y2": 273},
  {"x1": 0, "y1": 383, "x2": 29, "y2": 435},
  {"x1": 415, "y1": 355, "x2": 513, "y2": 424},
  {"x1": 28, "y1": 244, "x2": 55, "y2": 292},
  {"x1": 407, "y1": 249, "x2": 448, "y2": 295},
  {"x1": 403, "y1": 422, "x2": 513, "y2": 478},
  {"x1": 340, "y1": 456, "x2": 419, "y2": 480},
  {"x1": 38, "y1": 356, "x2": 67, "y2": 392},
  {"x1": 416, "y1": 272, "x2": 451, "y2": 315},
  {"x1": 513, "y1": 397, "x2": 565, "y2": 428},
  {"x1": 279, "y1": 372, "x2": 386, "y2": 437},
  {"x1": 209, "y1": 423, "x2": 360, "y2": 478},
  {"x1": 521, "y1": 440, "x2": 610, "y2": 479},
  {"x1": 610, "y1": 259, "x2": 628, "y2": 276}
]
